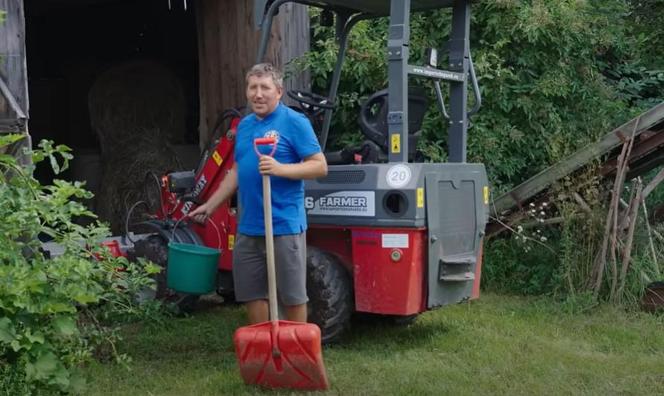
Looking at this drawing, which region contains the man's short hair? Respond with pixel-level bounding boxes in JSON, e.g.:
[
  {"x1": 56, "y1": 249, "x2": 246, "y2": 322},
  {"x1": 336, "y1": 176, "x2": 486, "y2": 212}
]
[{"x1": 246, "y1": 63, "x2": 283, "y2": 89}]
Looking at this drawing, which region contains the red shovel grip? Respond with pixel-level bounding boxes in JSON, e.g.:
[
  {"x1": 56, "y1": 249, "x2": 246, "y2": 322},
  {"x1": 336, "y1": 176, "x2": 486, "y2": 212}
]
[
  {"x1": 254, "y1": 137, "x2": 278, "y2": 157},
  {"x1": 254, "y1": 137, "x2": 276, "y2": 145}
]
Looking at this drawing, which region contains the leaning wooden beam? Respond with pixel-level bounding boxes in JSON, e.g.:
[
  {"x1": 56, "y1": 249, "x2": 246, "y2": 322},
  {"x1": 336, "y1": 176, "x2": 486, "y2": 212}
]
[
  {"x1": 642, "y1": 167, "x2": 664, "y2": 200},
  {"x1": 616, "y1": 180, "x2": 644, "y2": 302},
  {"x1": 593, "y1": 139, "x2": 629, "y2": 298},
  {"x1": 641, "y1": 182, "x2": 660, "y2": 279},
  {"x1": 492, "y1": 102, "x2": 664, "y2": 216},
  {"x1": 0, "y1": 76, "x2": 26, "y2": 120}
]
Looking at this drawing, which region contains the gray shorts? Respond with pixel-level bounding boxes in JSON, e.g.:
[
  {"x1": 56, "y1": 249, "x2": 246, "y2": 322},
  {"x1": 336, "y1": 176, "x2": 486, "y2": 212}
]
[{"x1": 232, "y1": 232, "x2": 308, "y2": 306}]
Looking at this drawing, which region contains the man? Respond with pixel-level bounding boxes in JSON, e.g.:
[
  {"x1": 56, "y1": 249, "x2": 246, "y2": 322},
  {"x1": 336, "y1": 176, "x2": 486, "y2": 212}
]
[{"x1": 189, "y1": 63, "x2": 327, "y2": 324}]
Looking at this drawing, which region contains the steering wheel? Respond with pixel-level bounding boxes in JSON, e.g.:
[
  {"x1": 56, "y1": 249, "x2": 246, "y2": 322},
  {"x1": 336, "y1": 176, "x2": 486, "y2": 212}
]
[{"x1": 287, "y1": 90, "x2": 335, "y2": 116}]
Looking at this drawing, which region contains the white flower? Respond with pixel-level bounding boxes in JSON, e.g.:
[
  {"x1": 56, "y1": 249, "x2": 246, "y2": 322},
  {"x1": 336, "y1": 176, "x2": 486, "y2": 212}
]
[
  {"x1": 530, "y1": 203, "x2": 536, "y2": 207},
  {"x1": 540, "y1": 236, "x2": 548, "y2": 242},
  {"x1": 540, "y1": 211, "x2": 546, "y2": 216}
]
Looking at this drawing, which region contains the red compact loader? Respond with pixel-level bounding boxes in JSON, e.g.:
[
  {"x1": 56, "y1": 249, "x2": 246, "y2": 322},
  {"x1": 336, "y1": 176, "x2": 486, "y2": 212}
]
[{"x1": 130, "y1": 0, "x2": 488, "y2": 344}]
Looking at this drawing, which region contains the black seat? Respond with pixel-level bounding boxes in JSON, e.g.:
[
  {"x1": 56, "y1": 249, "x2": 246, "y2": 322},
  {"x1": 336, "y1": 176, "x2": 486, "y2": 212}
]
[{"x1": 358, "y1": 86, "x2": 428, "y2": 160}]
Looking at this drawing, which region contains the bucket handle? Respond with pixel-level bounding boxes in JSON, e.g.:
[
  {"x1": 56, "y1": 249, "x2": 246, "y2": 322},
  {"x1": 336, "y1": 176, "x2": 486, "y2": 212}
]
[{"x1": 171, "y1": 216, "x2": 223, "y2": 251}]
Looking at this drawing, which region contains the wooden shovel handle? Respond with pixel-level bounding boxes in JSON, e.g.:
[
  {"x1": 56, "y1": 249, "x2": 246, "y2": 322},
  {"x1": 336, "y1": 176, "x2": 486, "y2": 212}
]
[{"x1": 262, "y1": 174, "x2": 279, "y2": 324}]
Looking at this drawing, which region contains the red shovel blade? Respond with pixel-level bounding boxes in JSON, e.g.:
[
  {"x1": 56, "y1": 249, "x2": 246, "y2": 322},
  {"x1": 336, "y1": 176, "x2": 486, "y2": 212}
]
[{"x1": 234, "y1": 320, "x2": 329, "y2": 390}]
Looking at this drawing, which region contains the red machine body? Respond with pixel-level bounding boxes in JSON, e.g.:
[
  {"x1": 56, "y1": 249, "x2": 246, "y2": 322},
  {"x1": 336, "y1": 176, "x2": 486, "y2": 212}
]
[
  {"x1": 308, "y1": 226, "x2": 428, "y2": 315},
  {"x1": 156, "y1": 117, "x2": 240, "y2": 272}
]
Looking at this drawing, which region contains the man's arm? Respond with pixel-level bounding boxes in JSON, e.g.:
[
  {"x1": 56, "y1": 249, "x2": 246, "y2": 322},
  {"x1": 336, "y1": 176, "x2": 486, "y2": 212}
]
[
  {"x1": 258, "y1": 153, "x2": 327, "y2": 180},
  {"x1": 188, "y1": 163, "x2": 238, "y2": 222}
]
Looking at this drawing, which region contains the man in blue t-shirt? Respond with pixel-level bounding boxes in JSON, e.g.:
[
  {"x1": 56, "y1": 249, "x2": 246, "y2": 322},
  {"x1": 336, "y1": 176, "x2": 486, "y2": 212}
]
[{"x1": 189, "y1": 63, "x2": 327, "y2": 324}]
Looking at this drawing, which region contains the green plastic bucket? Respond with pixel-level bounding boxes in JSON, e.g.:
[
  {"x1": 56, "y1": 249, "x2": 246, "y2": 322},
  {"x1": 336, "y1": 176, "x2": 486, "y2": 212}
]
[{"x1": 167, "y1": 243, "x2": 221, "y2": 295}]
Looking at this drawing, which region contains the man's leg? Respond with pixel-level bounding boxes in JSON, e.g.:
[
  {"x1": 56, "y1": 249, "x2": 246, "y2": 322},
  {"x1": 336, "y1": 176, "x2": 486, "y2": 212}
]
[
  {"x1": 275, "y1": 233, "x2": 309, "y2": 323},
  {"x1": 285, "y1": 303, "x2": 307, "y2": 322},
  {"x1": 246, "y1": 299, "x2": 269, "y2": 324},
  {"x1": 233, "y1": 234, "x2": 270, "y2": 324}
]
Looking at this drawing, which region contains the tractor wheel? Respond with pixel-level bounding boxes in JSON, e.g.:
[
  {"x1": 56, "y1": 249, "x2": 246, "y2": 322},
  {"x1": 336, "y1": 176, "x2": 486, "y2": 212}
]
[
  {"x1": 132, "y1": 234, "x2": 199, "y2": 313},
  {"x1": 306, "y1": 247, "x2": 353, "y2": 344}
]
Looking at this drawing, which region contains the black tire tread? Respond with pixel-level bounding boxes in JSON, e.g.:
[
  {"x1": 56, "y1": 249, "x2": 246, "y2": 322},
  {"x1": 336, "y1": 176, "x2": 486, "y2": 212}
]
[{"x1": 307, "y1": 247, "x2": 353, "y2": 344}]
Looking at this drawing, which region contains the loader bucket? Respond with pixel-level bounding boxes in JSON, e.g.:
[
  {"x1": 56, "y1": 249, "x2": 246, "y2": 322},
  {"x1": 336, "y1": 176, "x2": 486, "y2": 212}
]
[{"x1": 234, "y1": 320, "x2": 329, "y2": 390}]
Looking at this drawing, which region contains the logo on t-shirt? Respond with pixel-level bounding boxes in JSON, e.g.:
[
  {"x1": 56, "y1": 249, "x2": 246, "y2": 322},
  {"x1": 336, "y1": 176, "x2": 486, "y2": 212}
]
[{"x1": 264, "y1": 130, "x2": 280, "y2": 141}]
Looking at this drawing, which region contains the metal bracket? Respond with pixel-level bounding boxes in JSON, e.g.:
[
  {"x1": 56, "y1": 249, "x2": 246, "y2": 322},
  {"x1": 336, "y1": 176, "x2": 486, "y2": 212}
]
[{"x1": 388, "y1": 111, "x2": 403, "y2": 124}]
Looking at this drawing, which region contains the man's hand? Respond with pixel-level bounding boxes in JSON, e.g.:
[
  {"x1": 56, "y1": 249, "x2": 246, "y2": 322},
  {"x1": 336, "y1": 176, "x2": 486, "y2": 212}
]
[
  {"x1": 188, "y1": 203, "x2": 212, "y2": 224},
  {"x1": 258, "y1": 155, "x2": 284, "y2": 176}
]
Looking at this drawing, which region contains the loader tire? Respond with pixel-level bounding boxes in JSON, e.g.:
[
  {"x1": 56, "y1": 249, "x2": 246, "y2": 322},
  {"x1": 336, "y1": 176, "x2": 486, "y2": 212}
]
[
  {"x1": 132, "y1": 235, "x2": 199, "y2": 313},
  {"x1": 306, "y1": 247, "x2": 353, "y2": 344}
]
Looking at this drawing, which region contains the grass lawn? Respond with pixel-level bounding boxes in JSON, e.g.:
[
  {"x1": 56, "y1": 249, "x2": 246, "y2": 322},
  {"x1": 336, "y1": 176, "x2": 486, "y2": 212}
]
[{"x1": 83, "y1": 294, "x2": 664, "y2": 395}]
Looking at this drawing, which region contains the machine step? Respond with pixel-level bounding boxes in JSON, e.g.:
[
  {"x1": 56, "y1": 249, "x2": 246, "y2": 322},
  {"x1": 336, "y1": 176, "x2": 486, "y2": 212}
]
[
  {"x1": 440, "y1": 272, "x2": 476, "y2": 282},
  {"x1": 440, "y1": 253, "x2": 477, "y2": 265}
]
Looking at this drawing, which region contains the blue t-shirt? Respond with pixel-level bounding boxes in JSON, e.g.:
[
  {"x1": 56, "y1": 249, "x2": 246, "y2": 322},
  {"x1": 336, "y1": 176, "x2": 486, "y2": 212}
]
[{"x1": 235, "y1": 103, "x2": 321, "y2": 236}]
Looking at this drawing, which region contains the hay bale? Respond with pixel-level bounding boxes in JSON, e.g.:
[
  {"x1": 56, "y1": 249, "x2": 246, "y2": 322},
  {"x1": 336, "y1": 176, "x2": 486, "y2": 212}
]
[
  {"x1": 95, "y1": 128, "x2": 182, "y2": 233},
  {"x1": 88, "y1": 60, "x2": 188, "y2": 233},
  {"x1": 89, "y1": 60, "x2": 186, "y2": 153}
]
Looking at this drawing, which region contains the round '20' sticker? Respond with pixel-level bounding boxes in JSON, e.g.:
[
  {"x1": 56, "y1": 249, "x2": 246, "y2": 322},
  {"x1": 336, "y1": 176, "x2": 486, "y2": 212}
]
[{"x1": 386, "y1": 164, "x2": 412, "y2": 188}]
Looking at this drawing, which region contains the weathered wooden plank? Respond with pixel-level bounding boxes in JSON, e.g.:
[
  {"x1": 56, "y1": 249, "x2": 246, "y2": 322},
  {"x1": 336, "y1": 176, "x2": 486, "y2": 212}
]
[
  {"x1": 0, "y1": 0, "x2": 30, "y2": 167},
  {"x1": 492, "y1": 102, "x2": 664, "y2": 215},
  {"x1": 0, "y1": 88, "x2": 7, "y2": 117},
  {"x1": 0, "y1": 0, "x2": 29, "y2": 125},
  {"x1": 279, "y1": 3, "x2": 310, "y2": 100},
  {"x1": 196, "y1": 0, "x2": 309, "y2": 147}
]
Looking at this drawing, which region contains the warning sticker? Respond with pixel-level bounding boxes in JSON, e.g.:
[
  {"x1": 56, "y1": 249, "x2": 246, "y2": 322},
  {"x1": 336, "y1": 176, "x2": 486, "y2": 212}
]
[
  {"x1": 382, "y1": 234, "x2": 409, "y2": 248},
  {"x1": 391, "y1": 134, "x2": 401, "y2": 153},
  {"x1": 212, "y1": 151, "x2": 223, "y2": 166},
  {"x1": 483, "y1": 186, "x2": 489, "y2": 205},
  {"x1": 228, "y1": 234, "x2": 235, "y2": 250},
  {"x1": 417, "y1": 187, "x2": 424, "y2": 208}
]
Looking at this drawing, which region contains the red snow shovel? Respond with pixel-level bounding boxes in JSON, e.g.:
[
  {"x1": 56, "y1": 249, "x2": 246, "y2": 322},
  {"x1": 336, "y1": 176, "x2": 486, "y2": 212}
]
[{"x1": 233, "y1": 137, "x2": 329, "y2": 391}]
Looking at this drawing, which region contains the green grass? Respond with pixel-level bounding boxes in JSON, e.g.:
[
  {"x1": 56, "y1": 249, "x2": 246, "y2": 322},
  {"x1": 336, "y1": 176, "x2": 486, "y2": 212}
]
[{"x1": 83, "y1": 294, "x2": 664, "y2": 395}]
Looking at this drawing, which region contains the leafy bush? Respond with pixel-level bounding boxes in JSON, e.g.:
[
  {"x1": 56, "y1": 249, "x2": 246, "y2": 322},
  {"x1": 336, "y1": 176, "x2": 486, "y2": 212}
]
[{"x1": 0, "y1": 135, "x2": 160, "y2": 394}]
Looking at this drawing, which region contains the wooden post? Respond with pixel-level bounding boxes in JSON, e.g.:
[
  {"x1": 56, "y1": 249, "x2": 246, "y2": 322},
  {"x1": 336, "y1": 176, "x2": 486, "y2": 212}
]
[{"x1": 0, "y1": 0, "x2": 31, "y2": 166}]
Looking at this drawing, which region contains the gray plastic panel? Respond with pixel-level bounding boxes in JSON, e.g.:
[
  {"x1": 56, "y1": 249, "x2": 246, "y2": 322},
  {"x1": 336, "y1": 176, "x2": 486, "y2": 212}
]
[
  {"x1": 424, "y1": 166, "x2": 488, "y2": 308},
  {"x1": 305, "y1": 163, "x2": 426, "y2": 227}
]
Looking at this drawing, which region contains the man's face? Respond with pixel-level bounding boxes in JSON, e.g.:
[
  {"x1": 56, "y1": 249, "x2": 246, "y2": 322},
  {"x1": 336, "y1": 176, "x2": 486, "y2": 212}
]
[{"x1": 246, "y1": 74, "x2": 283, "y2": 118}]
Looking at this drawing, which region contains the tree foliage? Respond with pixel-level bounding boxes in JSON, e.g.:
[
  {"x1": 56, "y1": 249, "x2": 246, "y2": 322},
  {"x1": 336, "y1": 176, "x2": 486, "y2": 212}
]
[{"x1": 298, "y1": 0, "x2": 664, "y2": 192}]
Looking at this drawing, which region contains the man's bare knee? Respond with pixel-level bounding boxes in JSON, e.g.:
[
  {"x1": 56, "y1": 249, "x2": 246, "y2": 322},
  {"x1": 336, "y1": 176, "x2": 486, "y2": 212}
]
[{"x1": 285, "y1": 303, "x2": 307, "y2": 323}]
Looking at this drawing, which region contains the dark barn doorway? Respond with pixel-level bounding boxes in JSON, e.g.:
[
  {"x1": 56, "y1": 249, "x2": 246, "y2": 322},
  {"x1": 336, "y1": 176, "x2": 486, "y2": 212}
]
[{"x1": 24, "y1": 0, "x2": 200, "y2": 230}]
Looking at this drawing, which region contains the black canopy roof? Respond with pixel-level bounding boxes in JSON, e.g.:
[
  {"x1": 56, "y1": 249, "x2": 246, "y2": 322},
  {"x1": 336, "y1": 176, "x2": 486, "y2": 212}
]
[{"x1": 299, "y1": 0, "x2": 466, "y2": 15}]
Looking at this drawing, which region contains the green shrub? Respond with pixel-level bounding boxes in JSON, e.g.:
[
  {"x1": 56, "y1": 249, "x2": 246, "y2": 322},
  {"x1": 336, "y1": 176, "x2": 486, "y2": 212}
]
[{"x1": 0, "y1": 135, "x2": 160, "y2": 394}]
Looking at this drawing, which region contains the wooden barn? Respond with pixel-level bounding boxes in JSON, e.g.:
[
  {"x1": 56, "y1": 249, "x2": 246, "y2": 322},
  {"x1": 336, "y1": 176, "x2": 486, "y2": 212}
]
[{"x1": 0, "y1": 0, "x2": 309, "y2": 230}]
